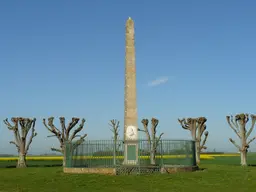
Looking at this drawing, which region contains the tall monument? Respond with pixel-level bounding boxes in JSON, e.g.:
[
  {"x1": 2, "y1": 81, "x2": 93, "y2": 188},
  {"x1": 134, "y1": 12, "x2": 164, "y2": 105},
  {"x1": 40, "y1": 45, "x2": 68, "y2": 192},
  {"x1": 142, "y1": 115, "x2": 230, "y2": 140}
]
[{"x1": 123, "y1": 17, "x2": 138, "y2": 165}]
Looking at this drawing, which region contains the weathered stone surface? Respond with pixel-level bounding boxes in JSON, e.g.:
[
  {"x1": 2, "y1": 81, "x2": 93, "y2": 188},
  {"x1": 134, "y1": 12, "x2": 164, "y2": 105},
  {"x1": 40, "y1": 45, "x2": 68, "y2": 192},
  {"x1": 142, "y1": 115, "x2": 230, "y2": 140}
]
[
  {"x1": 124, "y1": 17, "x2": 138, "y2": 140},
  {"x1": 160, "y1": 166, "x2": 199, "y2": 174},
  {"x1": 63, "y1": 166, "x2": 198, "y2": 175},
  {"x1": 63, "y1": 168, "x2": 116, "y2": 175}
]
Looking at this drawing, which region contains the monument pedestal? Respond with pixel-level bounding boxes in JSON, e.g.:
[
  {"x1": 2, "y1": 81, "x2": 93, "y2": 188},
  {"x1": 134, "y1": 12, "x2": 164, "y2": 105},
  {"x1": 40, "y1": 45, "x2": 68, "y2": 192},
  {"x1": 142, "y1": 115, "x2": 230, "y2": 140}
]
[{"x1": 123, "y1": 140, "x2": 139, "y2": 165}]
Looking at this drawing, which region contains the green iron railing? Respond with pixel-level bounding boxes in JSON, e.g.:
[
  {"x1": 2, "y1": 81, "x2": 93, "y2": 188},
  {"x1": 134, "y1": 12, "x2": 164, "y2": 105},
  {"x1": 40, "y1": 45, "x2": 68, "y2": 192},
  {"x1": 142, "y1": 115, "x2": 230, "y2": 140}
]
[{"x1": 65, "y1": 139, "x2": 196, "y2": 168}]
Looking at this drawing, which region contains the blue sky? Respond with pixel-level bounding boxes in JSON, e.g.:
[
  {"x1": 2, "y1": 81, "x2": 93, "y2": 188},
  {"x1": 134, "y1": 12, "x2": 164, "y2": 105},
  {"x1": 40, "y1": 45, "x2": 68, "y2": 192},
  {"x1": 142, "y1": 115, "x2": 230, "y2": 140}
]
[{"x1": 1, "y1": 0, "x2": 256, "y2": 154}]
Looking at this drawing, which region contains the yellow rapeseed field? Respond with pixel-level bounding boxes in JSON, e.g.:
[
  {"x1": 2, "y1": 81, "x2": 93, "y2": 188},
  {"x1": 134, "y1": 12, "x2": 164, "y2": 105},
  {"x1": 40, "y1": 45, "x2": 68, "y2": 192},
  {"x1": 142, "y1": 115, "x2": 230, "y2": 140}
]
[{"x1": 0, "y1": 154, "x2": 240, "y2": 161}]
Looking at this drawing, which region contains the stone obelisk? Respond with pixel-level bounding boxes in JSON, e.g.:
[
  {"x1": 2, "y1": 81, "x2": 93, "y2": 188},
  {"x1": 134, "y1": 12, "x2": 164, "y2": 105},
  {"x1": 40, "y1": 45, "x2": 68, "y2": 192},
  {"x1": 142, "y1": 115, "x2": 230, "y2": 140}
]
[{"x1": 123, "y1": 17, "x2": 138, "y2": 165}]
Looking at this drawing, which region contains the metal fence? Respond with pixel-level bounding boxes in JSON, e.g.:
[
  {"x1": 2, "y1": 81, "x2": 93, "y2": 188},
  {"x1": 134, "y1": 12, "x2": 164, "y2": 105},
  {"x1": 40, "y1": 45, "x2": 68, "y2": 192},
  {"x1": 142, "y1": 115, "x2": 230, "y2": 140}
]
[{"x1": 65, "y1": 139, "x2": 196, "y2": 174}]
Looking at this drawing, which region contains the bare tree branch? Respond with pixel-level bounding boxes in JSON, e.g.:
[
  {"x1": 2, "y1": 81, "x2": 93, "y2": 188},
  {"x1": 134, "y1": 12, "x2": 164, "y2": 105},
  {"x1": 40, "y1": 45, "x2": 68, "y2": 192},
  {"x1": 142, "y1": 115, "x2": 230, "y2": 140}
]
[
  {"x1": 66, "y1": 117, "x2": 80, "y2": 139},
  {"x1": 246, "y1": 115, "x2": 256, "y2": 139},
  {"x1": 51, "y1": 148, "x2": 63, "y2": 153},
  {"x1": 229, "y1": 138, "x2": 241, "y2": 150},
  {"x1": 43, "y1": 117, "x2": 62, "y2": 144},
  {"x1": 59, "y1": 117, "x2": 66, "y2": 141},
  {"x1": 151, "y1": 118, "x2": 159, "y2": 140},
  {"x1": 247, "y1": 137, "x2": 256, "y2": 146},
  {"x1": 200, "y1": 131, "x2": 209, "y2": 151},
  {"x1": 230, "y1": 115, "x2": 240, "y2": 132},
  {"x1": 3, "y1": 118, "x2": 16, "y2": 130},
  {"x1": 4, "y1": 118, "x2": 21, "y2": 146},
  {"x1": 70, "y1": 119, "x2": 86, "y2": 141},
  {"x1": 226, "y1": 116, "x2": 241, "y2": 139},
  {"x1": 72, "y1": 134, "x2": 88, "y2": 150},
  {"x1": 155, "y1": 133, "x2": 164, "y2": 147},
  {"x1": 178, "y1": 118, "x2": 190, "y2": 130},
  {"x1": 109, "y1": 119, "x2": 120, "y2": 165},
  {"x1": 245, "y1": 114, "x2": 249, "y2": 123},
  {"x1": 9, "y1": 141, "x2": 20, "y2": 151},
  {"x1": 25, "y1": 118, "x2": 37, "y2": 153},
  {"x1": 109, "y1": 119, "x2": 120, "y2": 141},
  {"x1": 47, "y1": 117, "x2": 62, "y2": 135},
  {"x1": 141, "y1": 119, "x2": 150, "y2": 142}
]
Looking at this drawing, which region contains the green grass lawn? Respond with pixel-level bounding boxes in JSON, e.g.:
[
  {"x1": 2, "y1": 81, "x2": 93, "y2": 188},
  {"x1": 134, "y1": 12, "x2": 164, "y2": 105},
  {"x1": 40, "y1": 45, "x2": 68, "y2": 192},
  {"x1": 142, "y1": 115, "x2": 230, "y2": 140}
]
[
  {"x1": 0, "y1": 160, "x2": 63, "y2": 168},
  {"x1": 0, "y1": 164, "x2": 256, "y2": 192},
  {"x1": 1, "y1": 156, "x2": 256, "y2": 192},
  {"x1": 201, "y1": 154, "x2": 256, "y2": 165}
]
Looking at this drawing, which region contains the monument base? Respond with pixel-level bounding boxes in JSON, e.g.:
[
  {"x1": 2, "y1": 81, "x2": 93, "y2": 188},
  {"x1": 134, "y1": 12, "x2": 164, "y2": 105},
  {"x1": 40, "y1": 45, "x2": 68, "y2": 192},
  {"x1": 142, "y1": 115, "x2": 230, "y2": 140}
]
[
  {"x1": 123, "y1": 140, "x2": 139, "y2": 165},
  {"x1": 63, "y1": 165, "x2": 198, "y2": 175}
]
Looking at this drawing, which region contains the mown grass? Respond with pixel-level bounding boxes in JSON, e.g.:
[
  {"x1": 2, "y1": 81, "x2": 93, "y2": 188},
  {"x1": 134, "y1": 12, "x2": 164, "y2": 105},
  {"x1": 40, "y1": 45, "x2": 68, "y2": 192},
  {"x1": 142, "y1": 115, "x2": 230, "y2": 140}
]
[
  {"x1": 0, "y1": 160, "x2": 63, "y2": 168},
  {"x1": 1, "y1": 155, "x2": 256, "y2": 191},
  {"x1": 0, "y1": 164, "x2": 256, "y2": 191},
  {"x1": 1, "y1": 155, "x2": 255, "y2": 168}
]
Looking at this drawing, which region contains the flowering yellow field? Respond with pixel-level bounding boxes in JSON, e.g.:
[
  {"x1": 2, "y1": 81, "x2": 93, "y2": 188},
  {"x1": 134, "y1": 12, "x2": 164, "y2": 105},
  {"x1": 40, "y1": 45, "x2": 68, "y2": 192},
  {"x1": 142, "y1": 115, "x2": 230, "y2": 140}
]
[{"x1": 0, "y1": 154, "x2": 240, "y2": 161}]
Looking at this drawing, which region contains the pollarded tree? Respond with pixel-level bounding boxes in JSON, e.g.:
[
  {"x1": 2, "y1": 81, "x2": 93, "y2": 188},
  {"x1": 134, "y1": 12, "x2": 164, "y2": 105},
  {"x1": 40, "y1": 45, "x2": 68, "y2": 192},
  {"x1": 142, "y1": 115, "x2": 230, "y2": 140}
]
[
  {"x1": 139, "y1": 118, "x2": 164, "y2": 165},
  {"x1": 109, "y1": 119, "x2": 120, "y2": 165},
  {"x1": 178, "y1": 117, "x2": 208, "y2": 165},
  {"x1": 226, "y1": 113, "x2": 256, "y2": 166},
  {"x1": 109, "y1": 119, "x2": 120, "y2": 143},
  {"x1": 3, "y1": 117, "x2": 37, "y2": 168},
  {"x1": 43, "y1": 117, "x2": 87, "y2": 167}
]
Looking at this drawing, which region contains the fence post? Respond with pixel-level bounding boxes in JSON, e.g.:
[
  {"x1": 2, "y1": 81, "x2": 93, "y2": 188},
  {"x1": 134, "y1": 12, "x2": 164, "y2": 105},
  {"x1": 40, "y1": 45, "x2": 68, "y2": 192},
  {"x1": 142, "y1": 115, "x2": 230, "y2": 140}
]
[
  {"x1": 160, "y1": 140, "x2": 164, "y2": 166},
  {"x1": 113, "y1": 140, "x2": 116, "y2": 166}
]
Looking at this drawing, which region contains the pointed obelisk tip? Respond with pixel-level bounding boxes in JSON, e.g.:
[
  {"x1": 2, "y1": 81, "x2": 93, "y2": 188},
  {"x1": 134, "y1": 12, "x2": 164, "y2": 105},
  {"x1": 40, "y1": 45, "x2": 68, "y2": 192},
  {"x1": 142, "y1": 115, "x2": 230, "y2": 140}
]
[{"x1": 126, "y1": 17, "x2": 134, "y2": 24}]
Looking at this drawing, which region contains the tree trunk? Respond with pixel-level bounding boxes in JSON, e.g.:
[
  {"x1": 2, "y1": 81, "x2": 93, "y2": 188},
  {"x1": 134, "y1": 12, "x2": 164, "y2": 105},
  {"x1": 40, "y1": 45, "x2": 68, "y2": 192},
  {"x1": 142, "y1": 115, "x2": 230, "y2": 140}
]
[
  {"x1": 113, "y1": 140, "x2": 117, "y2": 166},
  {"x1": 63, "y1": 157, "x2": 66, "y2": 167},
  {"x1": 17, "y1": 153, "x2": 27, "y2": 168},
  {"x1": 195, "y1": 141, "x2": 201, "y2": 164},
  {"x1": 240, "y1": 125, "x2": 247, "y2": 166},
  {"x1": 150, "y1": 140, "x2": 156, "y2": 165},
  {"x1": 63, "y1": 149, "x2": 66, "y2": 167},
  {"x1": 150, "y1": 149, "x2": 156, "y2": 165},
  {"x1": 192, "y1": 131, "x2": 200, "y2": 165},
  {"x1": 240, "y1": 150, "x2": 247, "y2": 166}
]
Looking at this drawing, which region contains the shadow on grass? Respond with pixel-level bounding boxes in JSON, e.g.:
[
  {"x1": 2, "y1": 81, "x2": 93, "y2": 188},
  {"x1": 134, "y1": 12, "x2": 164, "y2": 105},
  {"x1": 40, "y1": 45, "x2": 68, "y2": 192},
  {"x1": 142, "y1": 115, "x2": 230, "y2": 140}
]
[
  {"x1": 196, "y1": 167, "x2": 207, "y2": 172},
  {"x1": 247, "y1": 164, "x2": 256, "y2": 167}
]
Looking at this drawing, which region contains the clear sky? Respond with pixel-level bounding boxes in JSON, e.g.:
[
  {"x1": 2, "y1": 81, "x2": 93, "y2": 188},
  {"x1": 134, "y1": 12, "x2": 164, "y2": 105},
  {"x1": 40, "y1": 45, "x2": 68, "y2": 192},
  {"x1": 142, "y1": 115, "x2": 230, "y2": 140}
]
[{"x1": 0, "y1": 0, "x2": 256, "y2": 155}]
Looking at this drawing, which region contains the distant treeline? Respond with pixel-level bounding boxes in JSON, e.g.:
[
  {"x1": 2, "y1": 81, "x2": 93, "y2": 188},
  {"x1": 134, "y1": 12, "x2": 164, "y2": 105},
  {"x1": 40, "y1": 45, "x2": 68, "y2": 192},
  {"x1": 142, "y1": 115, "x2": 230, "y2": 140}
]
[{"x1": 0, "y1": 154, "x2": 15, "y2": 157}]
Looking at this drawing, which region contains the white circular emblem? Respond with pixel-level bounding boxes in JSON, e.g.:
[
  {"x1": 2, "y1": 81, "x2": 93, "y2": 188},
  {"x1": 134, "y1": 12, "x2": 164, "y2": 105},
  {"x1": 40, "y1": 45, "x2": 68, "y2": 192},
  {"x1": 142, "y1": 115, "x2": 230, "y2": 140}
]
[{"x1": 126, "y1": 125, "x2": 137, "y2": 140}]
